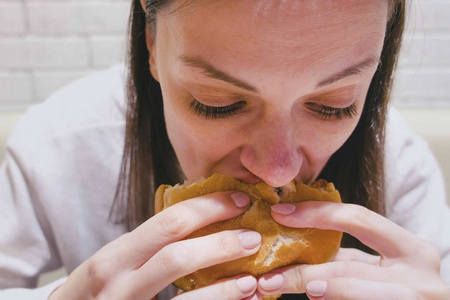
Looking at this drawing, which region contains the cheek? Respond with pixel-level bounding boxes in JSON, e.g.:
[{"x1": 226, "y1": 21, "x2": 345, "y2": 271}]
[
  {"x1": 312, "y1": 97, "x2": 366, "y2": 158},
  {"x1": 162, "y1": 90, "x2": 241, "y2": 177},
  {"x1": 300, "y1": 112, "x2": 362, "y2": 168},
  {"x1": 168, "y1": 120, "x2": 242, "y2": 178}
]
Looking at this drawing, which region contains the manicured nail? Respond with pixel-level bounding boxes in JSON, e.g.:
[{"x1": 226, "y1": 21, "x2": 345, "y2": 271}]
[
  {"x1": 271, "y1": 203, "x2": 296, "y2": 215},
  {"x1": 242, "y1": 293, "x2": 259, "y2": 300},
  {"x1": 231, "y1": 192, "x2": 250, "y2": 208},
  {"x1": 237, "y1": 276, "x2": 257, "y2": 293},
  {"x1": 306, "y1": 280, "x2": 327, "y2": 297},
  {"x1": 258, "y1": 273, "x2": 284, "y2": 291},
  {"x1": 238, "y1": 231, "x2": 262, "y2": 250}
]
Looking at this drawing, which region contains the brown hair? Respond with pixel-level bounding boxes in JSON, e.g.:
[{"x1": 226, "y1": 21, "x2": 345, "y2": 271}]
[{"x1": 112, "y1": 0, "x2": 406, "y2": 251}]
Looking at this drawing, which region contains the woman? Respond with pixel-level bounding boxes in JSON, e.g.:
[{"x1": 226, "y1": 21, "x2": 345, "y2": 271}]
[{"x1": 1, "y1": 0, "x2": 449, "y2": 299}]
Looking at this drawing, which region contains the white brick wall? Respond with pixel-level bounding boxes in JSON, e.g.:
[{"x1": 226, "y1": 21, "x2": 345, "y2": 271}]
[
  {"x1": 392, "y1": 0, "x2": 450, "y2": 107},
  {"x1": 0, "y1": 0, "x2": 130, "y2": 110},
  {"x1": 0, "y1": 0, "x2": 449, "y2": 110}
]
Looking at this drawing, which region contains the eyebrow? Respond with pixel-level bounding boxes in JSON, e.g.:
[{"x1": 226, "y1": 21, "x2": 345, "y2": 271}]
[
  {"x1": 180, "y1": 55, "x2": 380, "y2": 93},
  {"x1": 316, "y1": 55, "x2": 381, "y2": 88},
  {"x1": 181, "y1": 55, "x2": 259, "y2": 92}
]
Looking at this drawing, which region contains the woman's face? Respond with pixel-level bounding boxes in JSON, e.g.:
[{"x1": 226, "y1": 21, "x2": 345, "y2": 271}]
[{"x1": 147, "y1": 0, "x2": 388, "y2": 187}]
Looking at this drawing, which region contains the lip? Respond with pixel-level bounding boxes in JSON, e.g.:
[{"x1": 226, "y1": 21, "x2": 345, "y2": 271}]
[
  {"x1": 295, "y1": 174, "x2": 314, "y2": 185},
  {"x1": 237, "y1": 171, "x2": 307, "y2": 186},
  {"x1": 236, "y1": 172, "x2": 263, "y2": 184},
  {"x1": 224, "y1": 167, "x2": 314, "y2": 186}
]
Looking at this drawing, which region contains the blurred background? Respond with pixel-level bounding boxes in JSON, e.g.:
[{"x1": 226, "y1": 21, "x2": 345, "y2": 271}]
[
  {"x1": 0, "y1": 0, "x2": 130, "y2": 110},
  {"x1": 0, "y1": 0, "x2": 449, "y2": 288}
]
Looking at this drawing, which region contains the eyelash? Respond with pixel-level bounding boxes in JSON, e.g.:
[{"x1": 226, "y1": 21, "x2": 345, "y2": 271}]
[
  {"x1": 189, "y1": 100, "x2": 246, "y2": 119},
  {"x1": 312, "y1": 103, "x2": 358, "y2": 120},
  {"x1": 189, "y1": 99, "x2": 358, "y2": 120}
]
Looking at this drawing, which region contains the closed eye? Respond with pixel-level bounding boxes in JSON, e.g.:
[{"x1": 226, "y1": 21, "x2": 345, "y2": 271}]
[
  {"x1": 189, "y1": 99, "x2": 246, "y2": 120},
  {"x1": 305, "y1": 102, "x2": 358, "y2": 120}
]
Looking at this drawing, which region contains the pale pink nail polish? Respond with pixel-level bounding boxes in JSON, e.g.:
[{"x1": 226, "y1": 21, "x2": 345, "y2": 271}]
[
  {"x1": 306, "y1": 280, "x2": 327, "y2": 297},
  {"x1": 258, "y1": 273, "x2": 284, "y2": 291},
  {"x1": 231, "y1": 192, "x2": 250, "y2": 208},
  {"x1": 242, "y1": 293, "x2": 260, "y2": 300},
  {"x1": 238, "y1": 231, "x2": 262, "y2": 250},
  {"x1": 271, "y1": 203, "x2": 296, "y2": 215},
  {"x1": 237, "y1": 276, "x2": 257, "y2": 293}
]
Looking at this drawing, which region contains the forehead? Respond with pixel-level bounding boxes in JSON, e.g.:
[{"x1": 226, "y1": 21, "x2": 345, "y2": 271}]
[{"x1": 158, "y1": 0, "x2": 388, "y2": 86}]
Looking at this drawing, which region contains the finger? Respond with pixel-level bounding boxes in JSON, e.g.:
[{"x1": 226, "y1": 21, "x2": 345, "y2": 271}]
[
  {"x1": 306, "y1": 278, "x2": 422, "y2": 300},
  {"x1": 247, "y1": 292, "x2": 263, "y2": 300},
  {"x1": 127, "y1": 191, "x2": 251, "y2": 263},
  {"x1": 332, "y1": 248, "x2": 380, "y2": 265},
  {"x1": 130, "y1": 229, "x2": 262, "y2": 298},
  {"x1": 257, "y1": 261, "x2": 388, "y2": 295},
  {"x1": 173, "y1": 275, "x2": 258, "y2": 300},
  {"x1": 271, "y1": 201, "x2": 421, "y2": 259}
]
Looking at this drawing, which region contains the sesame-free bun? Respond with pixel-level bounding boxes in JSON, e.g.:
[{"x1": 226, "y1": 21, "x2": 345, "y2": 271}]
[{"x1": 155, "y1": 174, "x2": 342, "y2": 296}]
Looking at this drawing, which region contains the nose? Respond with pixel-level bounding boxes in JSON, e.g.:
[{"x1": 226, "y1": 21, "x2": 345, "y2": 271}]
[{"x1": 240, "y1": 116, "x2": 302, "y2": 187}]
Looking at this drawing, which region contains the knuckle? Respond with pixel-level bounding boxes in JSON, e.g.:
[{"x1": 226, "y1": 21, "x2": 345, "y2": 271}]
[
  {"x1": 416, "y1": 239, "x2": 441, "y2": 266},
  {"x1": 158, "y1": 244, "x2": 187, "y2": 277},
  {"x1": 401, "y1": 237, "x2": 443, "y2": 271},
  {"x1": 219, "y1": 279, "x2": 242, "y2": 300},
  {"x1": 335, "y1": 260, "x2": 361, "y2": 278},
  {"x1": 330, "y1": 204, "x2": 370, "y2": 234},
  {"x1": 157, "y1": 207, "x2": 189, "y2": 239},
  {"x1": 334, "y1": 261, "x2": 348, "y2": 277},
  {"x1": 85, "y1": 254, "x2": 113, "y2": 297},
  {"x1": 341, "y1": 204, "x2": 370, "y2": 226},
  {"x1": 291, "y1": 266, "x2": 305, "y2": 292},
  {"x1": 220, "y1": 232, "x2": 243, "y2": 259},
  {"x1": 198, "y1": 192, "x2": 228, "y2": 210},
  {"x1": 336, "y1": 204, "x2": 376, "y2": 237}
]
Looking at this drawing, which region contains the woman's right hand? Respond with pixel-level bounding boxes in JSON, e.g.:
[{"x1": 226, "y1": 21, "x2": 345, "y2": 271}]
[{"x1": 48, "y1": 192, "x2": 261, "y2": 300}]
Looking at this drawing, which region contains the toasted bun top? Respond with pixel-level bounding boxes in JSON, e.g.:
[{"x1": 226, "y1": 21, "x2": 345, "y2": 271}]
[{"x1": 155, "y1": 174, "x2": 339, "y2": 212}]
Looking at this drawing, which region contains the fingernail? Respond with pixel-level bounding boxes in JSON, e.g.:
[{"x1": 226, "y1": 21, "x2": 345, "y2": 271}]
[
  {"x1": 238, "y1": 231, "x2": 262, "y2": 250},
  {"x1": 306, "y1": 281, "x2": 327, "y2": 297},
  {"x1": 231, "y1": 192, "x2": 250, "y2": 208},
  {"x1": 271, "y1": 203, "x2": 296, "y2": 215},
  {"x1": 258, "y1": 273, "x2": 284, "y2": 291},
  {"x1": 237, "y1": 276, "x2": 257, "y2": 293},
  {"x1": 242, "y1": 293, "x2": 260, "y2": 300}
]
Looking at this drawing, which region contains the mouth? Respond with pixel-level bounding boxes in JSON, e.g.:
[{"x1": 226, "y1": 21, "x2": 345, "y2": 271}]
[
  {"x1": 236, "y1": 171, "x2": 263, "y2": 184},
  {"x1": 220, "y1": 165, "x2": 317, "y2": 187}
]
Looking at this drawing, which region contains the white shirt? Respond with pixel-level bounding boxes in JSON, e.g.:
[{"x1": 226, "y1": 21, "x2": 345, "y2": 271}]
[{"x1": 0, "y1": 65, "x2": 449, "y2": 299}]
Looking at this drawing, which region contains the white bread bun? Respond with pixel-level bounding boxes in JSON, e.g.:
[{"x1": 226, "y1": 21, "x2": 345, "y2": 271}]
[{"x1": 154, "y1": 174, "x2": 342, "y2": 296}]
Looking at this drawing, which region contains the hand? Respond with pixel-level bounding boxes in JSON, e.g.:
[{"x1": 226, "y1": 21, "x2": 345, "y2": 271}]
[
  {"x1": 49, "y1": 192, "x2": 261, "y2": 300},
  {"x1": 257, "y1": 201, "x2": 450, "y2": 299}
]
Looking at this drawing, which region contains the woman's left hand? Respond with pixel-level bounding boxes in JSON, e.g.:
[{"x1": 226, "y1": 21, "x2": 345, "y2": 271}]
[{"x1": 256, "y1": 201, "x2": 450, "y2": 299}]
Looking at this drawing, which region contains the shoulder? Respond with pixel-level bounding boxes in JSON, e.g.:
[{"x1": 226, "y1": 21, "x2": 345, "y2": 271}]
[
  {"x1": 4, "y1": 65, "x2": 128, "y2": 226},
  {"x1": 1, "y1": 67, "x2": 129, "y2": 270},
  {"x1": 384, "y1": 107, "x2": 446, "y2": 222},
  {"x1": 8, "y1": 64, "x2": 127, "y2": 147},
  {"x1": 385, "y1": 107, "x2": 427, "y2": 151},
  {"x1": 385, "y1": 107, "x2": 432, "y2": 174}
]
